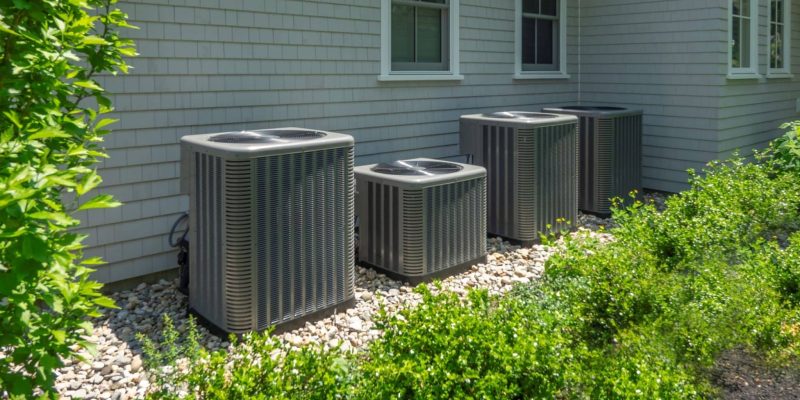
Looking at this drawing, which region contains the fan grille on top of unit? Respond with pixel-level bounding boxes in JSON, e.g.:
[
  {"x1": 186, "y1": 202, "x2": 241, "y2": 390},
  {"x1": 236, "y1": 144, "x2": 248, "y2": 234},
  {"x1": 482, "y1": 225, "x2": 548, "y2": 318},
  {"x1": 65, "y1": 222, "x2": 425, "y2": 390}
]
[
  {"x1": 371, "y1": 160, "x2": 463, "y2": 176},
  {"x1": 482, "y1": 111, "x2": 559, "y2": 120},
  {"x1": 210, "y1": 130, "x2": 326, "y2": 143},
  {"x1": 556, "y1": 106, "x2": 626, "y2": 112}
]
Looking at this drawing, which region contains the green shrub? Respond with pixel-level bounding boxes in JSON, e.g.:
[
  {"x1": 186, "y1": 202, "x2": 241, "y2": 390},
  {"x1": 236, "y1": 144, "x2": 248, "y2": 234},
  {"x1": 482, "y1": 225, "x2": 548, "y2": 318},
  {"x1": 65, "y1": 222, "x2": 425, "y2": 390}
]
[
  {"x1": 354, "y1": 286, "x2": 582, "y2": 399},
  {"x1": 0, "y1": 1, "x2": 135, "y2": 396},
  {"x1": 765, "y1": 121, "x2": 800, "y2": 174},
  {"x1": 141, "y1": 316, "x2": 353, "y2": 400}
]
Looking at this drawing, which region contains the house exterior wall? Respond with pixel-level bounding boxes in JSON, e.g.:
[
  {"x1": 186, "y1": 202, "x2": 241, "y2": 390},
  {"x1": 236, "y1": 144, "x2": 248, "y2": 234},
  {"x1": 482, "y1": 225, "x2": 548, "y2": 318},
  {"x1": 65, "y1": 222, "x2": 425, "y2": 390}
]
[
  {"x1": 85, "y1": 0, "x2": 580, "y2": 283},
  {"x1": 83, "y1": 0, "x2": 800, "y2": 284},
  {"x1": 578, "y1": 0, "x2": 800, "y2": 193},
  {"x1": 577, "y1": 0, "x2": 728, "y2": 193},
  {"x1": 718, "y1": 0, "x2": 800, "y2": 157}
]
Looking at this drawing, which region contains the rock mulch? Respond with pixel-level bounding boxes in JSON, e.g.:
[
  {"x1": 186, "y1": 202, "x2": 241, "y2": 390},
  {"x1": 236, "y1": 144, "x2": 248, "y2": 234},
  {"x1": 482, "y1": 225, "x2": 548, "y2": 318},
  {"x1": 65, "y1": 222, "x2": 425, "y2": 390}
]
[{"x1": 53, "y1": 212, "x2": 617, "y2": 400}]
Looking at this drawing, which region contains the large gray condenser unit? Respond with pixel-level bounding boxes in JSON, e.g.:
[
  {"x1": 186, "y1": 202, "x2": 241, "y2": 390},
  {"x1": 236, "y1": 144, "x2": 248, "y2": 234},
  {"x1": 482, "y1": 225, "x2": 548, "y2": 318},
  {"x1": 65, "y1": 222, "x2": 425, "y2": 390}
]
[
  {"x1": 542, "y1": 106, "x2": 642, "y2": 216},
  {"x1": 180, "y1": 128, "x2": 355, "y2": 334},
  {"x1": 355, "y1": 159, "x2": 487, "y2": 284},
  {"x1": 460, "y1": 112, "x2": 578, "y2": 244}
]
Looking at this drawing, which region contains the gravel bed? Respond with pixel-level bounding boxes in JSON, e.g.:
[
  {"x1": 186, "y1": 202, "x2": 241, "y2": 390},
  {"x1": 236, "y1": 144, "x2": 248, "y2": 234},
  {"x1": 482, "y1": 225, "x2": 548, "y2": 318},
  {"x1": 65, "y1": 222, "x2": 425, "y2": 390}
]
[{"x1": 51, "y1": 211, "x2": 620, "y2": 400}]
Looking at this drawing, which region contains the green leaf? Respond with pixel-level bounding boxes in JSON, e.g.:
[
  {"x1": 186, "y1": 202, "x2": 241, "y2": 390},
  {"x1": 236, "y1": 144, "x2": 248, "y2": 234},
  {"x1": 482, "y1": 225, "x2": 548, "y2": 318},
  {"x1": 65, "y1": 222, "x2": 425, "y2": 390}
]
[
  {"x1": 77, "y1": 194, "x2": 121, "y2": 211},
  {"x1": 29, "y1": 127, "x2": 71, "y2": 140},
  {"x1": 21, "y1": 235, "x2": 48, "y2": 262},
  {"x1": 46, "y1": 174, "x2": 78, "y2": 187},
  {"x1": 0, "y1": 21, "x2": 19, "y2": 36},
  {"x1": 74, "y1": 80, "x2": 104, "y2": 91},
  {"x1": 12, "y1": 0, "x2": 31, "y2": 10},
  {"x1": 82, "y1": 35, "x2": 110, "y2": 45},
  {"x1": 76, "y1": 172, "x2": 102, "y2": 196},
  {"x1": 28, "y1": 211, "x2": 75, "y2": 226},
  {"x1": 94, "y1": 118, "x2": 119, "y2": 130},
  {"x1": 3, "y1": 111, "x2": 22, "y2": 128},
  {"x1": 80, "y1": 257, "x2": 106, "y2": 266},
  {"x1": 52, "y1": 330, "x2": 66, "y2": 344},
  {"x1": 93, "y1": 296, "x2": 118, "y2": 309}
]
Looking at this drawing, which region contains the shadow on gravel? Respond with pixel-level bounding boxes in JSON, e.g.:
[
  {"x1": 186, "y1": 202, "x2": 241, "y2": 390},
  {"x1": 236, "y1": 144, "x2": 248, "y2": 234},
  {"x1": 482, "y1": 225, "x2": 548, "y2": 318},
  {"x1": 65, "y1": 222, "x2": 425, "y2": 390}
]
[{"x1": 710, "y1": 349, "x2": 800, "y2": 400}]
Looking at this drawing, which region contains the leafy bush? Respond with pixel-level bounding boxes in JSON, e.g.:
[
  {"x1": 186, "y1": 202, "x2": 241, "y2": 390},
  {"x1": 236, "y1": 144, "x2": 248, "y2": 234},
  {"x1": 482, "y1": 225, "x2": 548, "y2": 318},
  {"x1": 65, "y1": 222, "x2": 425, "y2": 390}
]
[
  {"x1": 0, "y1": 1, "x2": 134, "y2": 396},
  {"x1": 354, "y1": 286, "x2": 582, "y2": 399},
  {"x1": 765, "y1": 121, "x2": 800, "y2": 174},
  {"x1": 141, "y1": 316, "x2": 353, "y2": 400}
]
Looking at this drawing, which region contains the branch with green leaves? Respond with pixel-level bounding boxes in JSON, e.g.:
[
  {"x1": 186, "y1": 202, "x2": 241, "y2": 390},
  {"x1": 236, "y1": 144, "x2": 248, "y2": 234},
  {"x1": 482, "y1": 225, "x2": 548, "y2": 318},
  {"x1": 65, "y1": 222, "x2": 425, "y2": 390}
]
[{"x1": 0, "y1": 0, "x2": 136, "y2": 397}]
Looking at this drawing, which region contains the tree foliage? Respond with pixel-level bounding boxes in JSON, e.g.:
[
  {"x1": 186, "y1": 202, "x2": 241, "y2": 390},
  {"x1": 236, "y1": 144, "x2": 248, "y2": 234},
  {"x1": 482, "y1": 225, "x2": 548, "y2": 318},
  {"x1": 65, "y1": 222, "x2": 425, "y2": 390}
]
[{"x1": 0, "y1": 0, "x2": 135, "y2": 396}]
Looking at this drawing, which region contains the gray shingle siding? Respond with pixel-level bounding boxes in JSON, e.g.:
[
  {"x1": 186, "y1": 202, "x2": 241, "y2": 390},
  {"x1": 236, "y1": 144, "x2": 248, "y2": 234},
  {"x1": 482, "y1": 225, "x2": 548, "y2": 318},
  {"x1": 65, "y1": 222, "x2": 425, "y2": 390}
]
[
  {"x1": 718, "y1": 0, "x2": 800, "y2": 156},
  {"x1": 89, "y1": 0, "x2": 580, "y2": 283},
  {"x1": 576, "y1": 0, "x2": 730, "y2": 193}
]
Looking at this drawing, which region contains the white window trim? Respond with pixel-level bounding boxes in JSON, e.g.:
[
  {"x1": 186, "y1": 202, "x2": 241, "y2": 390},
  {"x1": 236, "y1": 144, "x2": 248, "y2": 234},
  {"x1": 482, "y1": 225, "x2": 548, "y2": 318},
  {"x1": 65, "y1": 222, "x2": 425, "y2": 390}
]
[
  {"x1": 728, "y1": 0, "x2": 760, "y2": 79},
  {"x1": 379, "y1": 0, "x2": 462, "y2": 82},
  {"x1": 514, "y1": 0, "x2": 569, "y2": 80},
  {"x1": 767, "y1": 0, "x2": 793, "y2": 78}
]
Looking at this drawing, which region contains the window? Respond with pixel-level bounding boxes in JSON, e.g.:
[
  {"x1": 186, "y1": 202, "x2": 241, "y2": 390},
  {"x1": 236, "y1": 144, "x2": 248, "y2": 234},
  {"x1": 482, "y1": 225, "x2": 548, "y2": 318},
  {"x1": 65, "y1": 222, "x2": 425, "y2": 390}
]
[
  {"x1": 768, "y1": 0, "x2": 792, "y2": 75},
  {"x1": 380, "y1": 0, "x2": 462, "y2": 81},
  {"x1": 515, "y1": 0, "x2": 568, "y2": 79},
  {"x1": 729, "y1": 0, "x2": 759, "y2": 76}
]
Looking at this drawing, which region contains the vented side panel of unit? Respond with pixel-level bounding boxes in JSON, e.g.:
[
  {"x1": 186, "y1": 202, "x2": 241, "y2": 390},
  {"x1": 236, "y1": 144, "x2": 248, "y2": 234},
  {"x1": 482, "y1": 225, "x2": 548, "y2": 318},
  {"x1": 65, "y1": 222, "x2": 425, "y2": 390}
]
[
  {"x1": 466, "y1": 121, "x2": 576, "y2": 242},
  {"x1": 423, "y1": 177, "x2": 486, "y2": 275},
  {"x1": 480, "y1": 125, "x2": 517, "y2": 239},
  {"x1": 579, "y1": 116, "x2": 612, "y2": 214},
  {"x1": 221, "y1": 159, "x2": 255, "y2": 332},
  {"x1": 360, "y1": 182, "x2": 402, "y2": 273},
  {"x1": 189, "y1": 153, "x2": 234, "y2": 331},
  {"x1": 518, "y1": 124, "x2": 578, "y2": 239},
  {"x1": 401, "y1": 189, "x2": 425, "y2": 276},
  {"x1": 580, "y1": 115, "x2": 642, "y2": 215},
  {"x1": 612, "y1": 114, "x2": 643, "y2": 208},
  {"x1": 254, "y1": 147, "x2": 355, "y2": 330}
]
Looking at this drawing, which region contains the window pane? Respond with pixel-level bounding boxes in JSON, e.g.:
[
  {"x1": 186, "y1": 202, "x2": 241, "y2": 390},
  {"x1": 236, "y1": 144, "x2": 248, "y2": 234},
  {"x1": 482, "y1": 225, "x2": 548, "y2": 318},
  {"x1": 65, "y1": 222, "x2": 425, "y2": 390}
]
[
  {"x1": 420, "y1": 0, "x2": 447, "y2": 3},
  {"x1": 392, "y1": 5, "x2": 415, "y2": 63},
  {"x1": 523, "y1": 0, "x2": 539, "y2": 14},
  {"x1": 536, "y1": 19, "x2": 554, "y2": 64},
  {"x1": 522, "y1": 18, "x2": 537, "y2": 65},
  {"x1": 771, "y1": 0, "x2": 777, "y2": 22},
  {"x1": 777, "y1": 0, "x2": 784, "y2": 23},
  {"x1": 741, "y1": 0, "x2": 750, "y2": 16},
  {"x1": 732, "y1": 16, "x2": 741, "y2": 67},
  {"x1": 417, "y1": 7, "x2": 442, "y2": 63},
  {"x1": 733, "y1": 0, "x2": 741, "y2": 16},
  {"x1": 541, "y1": 0, "x2": 557, "y2": 16},
  {"x1": 740, "y1": 16, "x2": 750, "y2": 67},
  {"x1": 773, "y1": 24, "x2": 785, "y2": 68}
]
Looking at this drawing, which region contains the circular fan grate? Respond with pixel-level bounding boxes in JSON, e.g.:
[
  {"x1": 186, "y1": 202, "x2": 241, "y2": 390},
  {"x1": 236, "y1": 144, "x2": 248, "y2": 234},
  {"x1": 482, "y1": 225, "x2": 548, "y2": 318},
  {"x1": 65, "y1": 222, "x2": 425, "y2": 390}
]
[
  {"x1": 372, "y1": 160, "x2": 463, "y2": 176},
  {"x1": 209, "y1": 129, "x2": 326, "y2": 143},
  {"x1": 483, "y1": 112, "x2": 519, "y2": 119},
  {"x1": 483, "y1": 111, "x2": 559, "y2": 119}
]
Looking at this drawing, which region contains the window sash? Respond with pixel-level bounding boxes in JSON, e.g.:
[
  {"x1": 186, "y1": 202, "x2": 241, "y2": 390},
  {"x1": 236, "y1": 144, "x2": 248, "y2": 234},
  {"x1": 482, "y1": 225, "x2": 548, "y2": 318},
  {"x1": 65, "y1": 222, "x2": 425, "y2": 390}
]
[
  {"x1": 391, "y1": 0, "x2": 450, "y2": 72},
  {"x1": 769, "y1": 0, "x2": 790, "y2": 71},
  {"x1": 521, "y1": 2, "x2": 560, "y2": 72},
  {"x1": 730, "y1": 0, "x2": 757, "y2": 72}
]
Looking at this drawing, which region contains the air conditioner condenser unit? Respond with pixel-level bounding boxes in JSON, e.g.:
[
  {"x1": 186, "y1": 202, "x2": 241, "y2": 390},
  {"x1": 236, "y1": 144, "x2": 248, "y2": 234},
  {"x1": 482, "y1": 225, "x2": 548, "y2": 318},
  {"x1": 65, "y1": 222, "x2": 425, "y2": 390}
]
[
  {"x1": 460, "y1": 112, "x2": 578, "y2": 245},
  {"x1": 355, "y1": 159, "x2": 487, "y2": 284},
  {"x1": 543, "y1": 106, "x2": 643, "y2": 216},
  {"x1": 181, "y1": 128, "x2": 356, "y2": 334}
]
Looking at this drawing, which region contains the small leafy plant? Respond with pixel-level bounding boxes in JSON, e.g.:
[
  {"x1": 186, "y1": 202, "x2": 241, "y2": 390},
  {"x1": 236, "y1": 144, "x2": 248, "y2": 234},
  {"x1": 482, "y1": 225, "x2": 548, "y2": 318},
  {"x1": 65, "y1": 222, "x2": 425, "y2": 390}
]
[
  {"x1": 140, "y1": 315, "x2": 353, "y2": 400},
  {"x1": 0, "y1": 0, "x2": 135, "y2": 396}
]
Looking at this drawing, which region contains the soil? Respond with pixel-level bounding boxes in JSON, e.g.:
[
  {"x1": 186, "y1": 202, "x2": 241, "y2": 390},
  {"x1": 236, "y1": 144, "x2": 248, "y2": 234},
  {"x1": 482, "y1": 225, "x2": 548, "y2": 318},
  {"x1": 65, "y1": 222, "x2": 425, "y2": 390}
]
[{"x1": 710, "y1": 349, "x2": 800, "y2": 399}]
